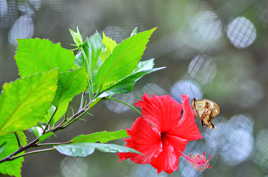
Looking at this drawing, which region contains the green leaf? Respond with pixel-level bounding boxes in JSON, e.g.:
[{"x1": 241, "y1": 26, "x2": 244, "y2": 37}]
[
  {"x1": 30, "y1": 127, "x2": 54, "y2": 142},
  {"x1": 100, "y1": 33, "x2": 117, "y2": 61},
  {"x1": 85, "y1": 32, "x2": 103, "y2": 73},
  {"x1": 0, "y1": 142, "x2": 6, "y2": 154},
  {"x1": 55, "y1": 143, "x2": 95, "y2": 157},
  {"x1": 39, "y1": 132, "x2": 55, "y2": 143},
  {"x1": 70, "y1": 27, "x2": 83, "y2": 47},
  {"x1": 0, "y1": 70, "x2": 58, "y2": 135},
  {"x1": 74, "y1": 33, "x2": 103, "y2": 96},
  {"x1": 15, "y1": 38, "x2": 75, "y2": 77},
  {"x1": 76, "y1": 32, "x2": 103, "y2": 74},
  {"x1": 130, "y1": 27, "x2": 138, "y2": 37},
  {"x1": 0, "y1": 132, "x2": 27, "y2": 177},
  {"x1": 71, "y1": 129, "x2": 128, "y2": 143},
  {"x1": 52, "y1": 68, "x2": 88, "y2": 124},
  {"x1": 74, "y1": 52, "x2": 84, "y2": 66},
  {"x1": 91, "y1": 143, "x2": 138, "y2": 153},
  {"x1": 30, "y1": 126, "x2": 44, "y2": 137},
  {"x1": 43, "y1": 105, "x2": 57, "y2": 123},
  {"x1": 94, "y1": 28, "x2": 156, "y2": 94},
  {"x1": 99, "y1": 59, "x2": 165, "y2": 97},
  {"x1": 55, "y1": 143, "x2": 138, "y2": 157}
]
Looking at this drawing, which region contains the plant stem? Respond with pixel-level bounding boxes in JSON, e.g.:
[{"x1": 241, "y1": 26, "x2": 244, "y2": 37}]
[
  {"x1": 107, "y1": 96, "x2": 141, "y2": 114},
  {"x1": 61, "y1": 105, "x2": 90, "y2": 128},
  {"x1": 0, "y1": 138, "x2": 39, "y2": 163},
  {"x1": 79, "y1": 92, "x2": 85, "y2": 111},
  {"x1": 59, "y1": 98, "x2": 101, "y2": 129},
  {"x1": 0, "y1": 100, "x2": 95, "y2": 163},
  {"x1": 9, "y1": 148, "x2": 55, "y2": 161},
  {"x1": 43, "y1": 107, "x2": 58, "y2": 134},
  {"x1": 37, "y1": 142, "x2": 70, "y2": 146},
  {"x1": 14, "y1": 132, "x2": 21, "y2": 148}
]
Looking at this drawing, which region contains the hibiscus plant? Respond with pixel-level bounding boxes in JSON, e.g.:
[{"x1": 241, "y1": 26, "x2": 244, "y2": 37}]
[{"x1": 0, "y1": 27, "x2": 211, "y2": 177}]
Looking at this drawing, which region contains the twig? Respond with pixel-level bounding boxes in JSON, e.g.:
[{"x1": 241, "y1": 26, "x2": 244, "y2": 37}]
[
  {"x1": 0, "y1": 97, "x2": 103, "y2": 163},
  {"x1": 107, "y1": 96, "x2": 141, "y2": 114},
  {"x1": 14, "y1": 132, "x2": 22, "y2": 148},
  {"x1": 37, "y1": 142, "x2": 70, "y2": 147},
  {"x1": 61, "y1": 104, "x2": 90, "y2": 129},
  {"x1": 0, "y1": 102, "x2": 93, "y2": 163},
  {"x1": 79, "y1": 92, "x2": 86, "y2": 111},
  {"x1": 8, "y1": 148, "x2": 56, "y2": 161},
  {"x1": 43, "y1": 107, "x2": 58, "y2": 134},
  {"x1": 0, "y1": 138, "x2": 39, "y2": 163}
]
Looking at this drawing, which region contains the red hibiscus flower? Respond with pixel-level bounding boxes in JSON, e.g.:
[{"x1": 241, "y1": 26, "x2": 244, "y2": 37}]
[{"x1": 118, "y1": 94, "x2": 211, "y2": 174}]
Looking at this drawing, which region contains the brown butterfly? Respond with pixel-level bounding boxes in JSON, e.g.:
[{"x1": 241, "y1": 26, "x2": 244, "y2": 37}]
[{"x1": 192, "y1": 98, "x2": 221, "y2": 128}]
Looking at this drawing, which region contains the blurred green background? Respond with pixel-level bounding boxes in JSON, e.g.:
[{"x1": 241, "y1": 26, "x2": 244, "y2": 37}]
[{"x1": 1, "y1": 0, "x2": 268, "y2": 177}]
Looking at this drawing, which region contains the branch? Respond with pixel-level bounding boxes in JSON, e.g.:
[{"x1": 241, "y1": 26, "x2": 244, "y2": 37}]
[
  {"x1": 0, "y1": 101, "x2": 94, "y2": 163},
  {"x1": 49, "y1": 104, "x2": 90, "y2": 133},
  {"x1": 8, "y1": 148, "x2": 55, "y2": 161},
  {"x1": 0, "y1": 96, "x2": 103, "y2": 164},
  {"x1": 0, "y1": 138, "x2": 39, "y2": 163}
]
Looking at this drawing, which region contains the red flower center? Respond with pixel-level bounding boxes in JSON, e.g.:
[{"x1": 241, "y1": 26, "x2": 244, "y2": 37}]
[{"x1": 160, "y1": 132, "x2": 168, "y2": 141}]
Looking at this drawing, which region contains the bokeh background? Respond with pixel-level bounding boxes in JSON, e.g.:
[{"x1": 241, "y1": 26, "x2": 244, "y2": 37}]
[{"x1": 0, "y1": 0, "x2": 268, "y2": 177}]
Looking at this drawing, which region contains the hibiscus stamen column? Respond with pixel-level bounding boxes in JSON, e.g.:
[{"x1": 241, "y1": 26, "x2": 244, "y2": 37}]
[{"x1": 180, "y1": 152, "x2": 212, "y2": 171}]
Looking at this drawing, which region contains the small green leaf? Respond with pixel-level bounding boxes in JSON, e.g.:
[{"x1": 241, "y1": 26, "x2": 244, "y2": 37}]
[
  {"x1": 100, "y1": 33, "x2": 117, "y2": 61},
  {"x1": 30, "y1": 126, "x2": 44, "y2": 137},
  {"x1": 15, "y1": 38, "x2": 75, "y2": 77},
  {"x1": 52, "y1": 68, "x2": 88, "y2": 124},
  {"x1": 0, "y1": 70, "x2": 58, "y2": 135},
  {"x1": 74, "y1": 52, "x2": 84, "y2": 66},
  {"x1": 77, "y1": 32, "x2": 103, "y2": 73},
  {"x1": 70, "y1": 27, "x2": 83, "y2": 47},
  {"x1": 130, "y1": 27, "x2": 138, "y2": 37},
  {"x1": 99, "y1": 59, "x2": 165, "y2": 97},
  {"x1": 43, "y1": 105, "x2": 57, "y2": 122},
  {"x1": 94, "y1": 28, "x2": 157, "y2": 94},
  {"x1": 0, "y1": 142, "x2": 6, "y2": 154},
  {"x1": 85, "y1": 32, "x2": 103, "y2": 73},
  {"x1": 30, "y1": 127, "x2": 54, "y2": 142},
  {"x1": 0, "y1": 132, "x2": 27, "y2": 177},
  {"x1": 71, "y1": 129, "x2": 128, "y2": 143},
  {"x1": 55, "y1": 143, "x2": 138, "y2": 157},
  {"x1": 39, "y1": 132, "x2": 55, "y2": 143}
]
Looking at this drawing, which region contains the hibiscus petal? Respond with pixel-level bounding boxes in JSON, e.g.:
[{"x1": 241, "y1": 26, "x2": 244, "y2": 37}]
[
  {"x1": 150, "y1": 138, "x2": 185, "y2": 174},
  {"x1": 118, "y1": 117, "x2": 162, "y2": 164},
  {"x1": 170, "y1": 95, "x2": 203, "y2": 141},
  {"x1": 135, "y1": 94, "x2": 182, "y2": 132},
  {"x1": 165, "y1": 134, "x2": 188, "y2": 156}
]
